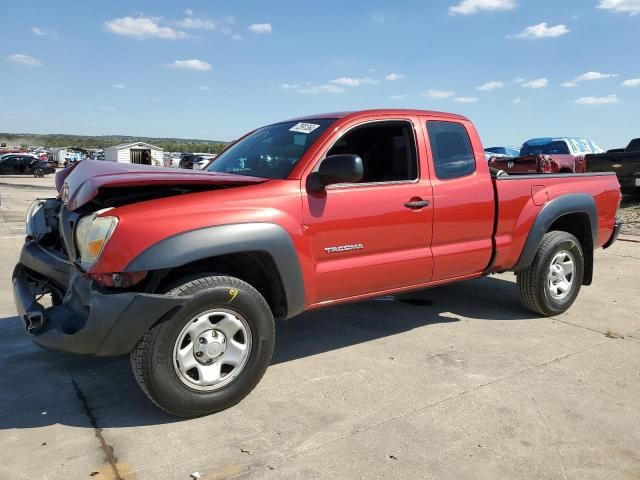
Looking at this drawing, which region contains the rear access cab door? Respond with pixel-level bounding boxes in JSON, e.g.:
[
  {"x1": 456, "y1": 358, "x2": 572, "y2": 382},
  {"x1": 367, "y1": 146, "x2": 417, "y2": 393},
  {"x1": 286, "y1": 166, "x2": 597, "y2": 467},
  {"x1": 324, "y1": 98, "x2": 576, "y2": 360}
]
[
  {"x1": 300, "y1": 115, "x2": 434, "y2": 305},
  {"x1": 419, "y1": 116, "x2": 495, "y2": 281}
]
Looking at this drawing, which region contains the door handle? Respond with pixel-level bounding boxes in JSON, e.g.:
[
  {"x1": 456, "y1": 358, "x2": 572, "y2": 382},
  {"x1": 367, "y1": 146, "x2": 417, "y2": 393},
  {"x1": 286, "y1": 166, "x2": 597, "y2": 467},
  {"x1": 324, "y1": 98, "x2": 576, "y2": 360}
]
[{"x1": 404, "y1": 199, "x2": 430, "y2": 209}]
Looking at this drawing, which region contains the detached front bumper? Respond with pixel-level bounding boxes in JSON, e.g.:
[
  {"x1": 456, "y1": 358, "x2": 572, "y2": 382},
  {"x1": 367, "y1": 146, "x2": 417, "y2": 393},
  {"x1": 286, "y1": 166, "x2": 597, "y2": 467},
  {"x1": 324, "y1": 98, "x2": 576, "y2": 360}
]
[{"x1": 12, "y1": 241, "x2": 187, "y2": 356}]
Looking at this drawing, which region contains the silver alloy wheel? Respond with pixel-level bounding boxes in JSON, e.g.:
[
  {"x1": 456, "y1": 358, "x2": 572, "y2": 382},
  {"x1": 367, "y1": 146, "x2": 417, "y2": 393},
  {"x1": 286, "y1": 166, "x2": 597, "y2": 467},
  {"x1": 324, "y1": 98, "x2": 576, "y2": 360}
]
[
  {"x1": 547, "y1": 250, "x2": 575, "y2": 300},
  {"x1": 173, "y1": 309, "x2": 252, "y2": 391}
]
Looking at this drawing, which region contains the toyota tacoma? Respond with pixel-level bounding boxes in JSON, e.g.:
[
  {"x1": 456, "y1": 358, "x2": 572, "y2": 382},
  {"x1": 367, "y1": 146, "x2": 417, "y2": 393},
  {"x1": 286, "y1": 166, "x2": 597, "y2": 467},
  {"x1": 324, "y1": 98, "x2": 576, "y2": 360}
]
[{"x1": 13, "y1": 109, "x2": 622, "y2": 417}]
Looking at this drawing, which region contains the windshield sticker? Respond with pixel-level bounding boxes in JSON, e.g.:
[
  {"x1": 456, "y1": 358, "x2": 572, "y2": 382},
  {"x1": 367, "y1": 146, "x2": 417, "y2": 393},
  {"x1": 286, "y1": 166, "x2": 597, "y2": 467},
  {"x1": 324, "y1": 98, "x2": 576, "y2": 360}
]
[{"x1": 289, "y1": 122, "x2": 321, "y2": 134}]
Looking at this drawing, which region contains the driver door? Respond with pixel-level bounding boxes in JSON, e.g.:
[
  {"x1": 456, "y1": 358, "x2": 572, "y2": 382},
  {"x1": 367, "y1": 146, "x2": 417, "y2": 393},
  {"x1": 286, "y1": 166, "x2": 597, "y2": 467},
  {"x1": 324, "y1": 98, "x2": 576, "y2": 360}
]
[
  {"x1": 0, "y1": 157, "x2": 17, "y2": 174},
  {"x1": 301, "y1": 117, "x2": 434, "y2": 304}
]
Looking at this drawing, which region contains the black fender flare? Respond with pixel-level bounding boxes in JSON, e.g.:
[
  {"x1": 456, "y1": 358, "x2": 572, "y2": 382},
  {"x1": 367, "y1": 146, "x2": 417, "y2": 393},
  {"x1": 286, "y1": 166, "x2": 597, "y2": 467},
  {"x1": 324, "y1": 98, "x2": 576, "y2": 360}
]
[
  {"x1": 513, "y1": 193, "x2": 597, "y2": 276},
  {"x1": 125, "y1": 223, "x2": 306, "y2": 318}
]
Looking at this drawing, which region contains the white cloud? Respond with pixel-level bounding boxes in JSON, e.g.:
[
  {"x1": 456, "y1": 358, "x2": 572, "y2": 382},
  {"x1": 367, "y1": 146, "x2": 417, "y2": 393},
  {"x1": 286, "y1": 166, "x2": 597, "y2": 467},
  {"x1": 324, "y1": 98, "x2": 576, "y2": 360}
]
[
  {"x1": 477, "y1": 80, "x2": 504, "y2": 91},
  {"x1": 421, "y1": 89, "x2": 455, "y2": 99},
  {"x1": 175, "y1": 17, "x2": 216, "y2": 30},
  {"x1": 199, "y1": 86, "x2": 210, "y2": 91},
  {"x1": 330, "y1": 77, "x2": 377, "y2": 87},
  {"x1": 385, "y1": 73, "x2": 405, "y2": 81},
  {"x1": 513, "y1": 97, "x2": 524, "y2": 104},
  {"x1": 113, "y1": 83, "x2": 125, "y2": 89},
  {"x1": 248, "y1": 23, "x2": 272, "y2": 34},
  {"x1": 574, "y1": 71, "x2": 619, "y2": 81},
  {"x1": 280, "y1": 83, "x2": 300, "y2": 90},
  {"x1": 167, "y1": 59, "x2": 211, "y2": 71},
  {"x1": 513, "y1": 22, "x2": 570, "y2": 39},
  {"x1": 454, "y1": 97, "x2": 479, "y2": 103},
  {"x1": 622, "y1": 78, "x2": 640, "y2": 87},
  {"x1": 31, "y1": 26, "x2": 57, "y2": 38},
  {"x1": 6, "y1": 54, "x2": 43, "y2": 67},
  {"x1": 390, "y1": 94, "x2": 408, "y2": 100},
  {"x1": 297, "y1": 84, "x2": 345, "y2": 94},
  {"x1": 575, "y1": 94, "x2": 619, "y2": 105},
  {"x1": 232, "y1": 34, "x2": 243, "y2": 41},
  {"x1": 562, "y1": 82, "x2": 578, "y2": 88},
  {"x1": 597, "y1": 0, "x2": 640, "y2": 15},
  {"x1": 104, "y1": 16, "x2": 187, "y2": 39},
  {"x1": 514, "y1": 77, "x2": 525, "y2": 84},
  {"x1": 449, "y1": 0, "x2": 515, "y2": 15},
  {"x1": 371, "y1": 14, "x2": 386, "y2": 24},
  {"x1": 522, "y1": 78, "x2": 548, "y2": 89},
  {"x1": 100, "y1": 106, "x2": 116, "y2": 112},
  {"x1": 185, "y1": 9, "x2": 194, "y2": 16}
]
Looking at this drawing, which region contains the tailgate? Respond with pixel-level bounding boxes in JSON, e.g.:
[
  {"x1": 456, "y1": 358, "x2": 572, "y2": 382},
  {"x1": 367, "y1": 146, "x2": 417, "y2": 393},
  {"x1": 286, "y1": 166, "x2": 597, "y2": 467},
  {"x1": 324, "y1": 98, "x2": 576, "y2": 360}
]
[
  {"x1": 489, "y1": 155, "x2": 539, "y2": 174},
  {"x1": 587, "y1": 152, "x2": 640, "y2": 176}
]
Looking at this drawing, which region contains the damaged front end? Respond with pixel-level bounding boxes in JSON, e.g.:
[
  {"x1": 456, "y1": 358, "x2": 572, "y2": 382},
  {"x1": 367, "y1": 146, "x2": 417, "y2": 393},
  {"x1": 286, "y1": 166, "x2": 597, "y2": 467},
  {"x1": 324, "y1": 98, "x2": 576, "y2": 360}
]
[{"x1": 12, "y1": 194, "x2": 187, "y2": 356}]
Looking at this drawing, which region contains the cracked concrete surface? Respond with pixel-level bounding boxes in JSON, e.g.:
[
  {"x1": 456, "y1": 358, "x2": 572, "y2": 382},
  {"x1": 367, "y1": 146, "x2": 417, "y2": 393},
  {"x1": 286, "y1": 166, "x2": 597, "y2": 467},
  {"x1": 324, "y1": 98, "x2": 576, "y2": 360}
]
[{"x1": 0, "y1": 177, "x2": 639, "y2": 479}]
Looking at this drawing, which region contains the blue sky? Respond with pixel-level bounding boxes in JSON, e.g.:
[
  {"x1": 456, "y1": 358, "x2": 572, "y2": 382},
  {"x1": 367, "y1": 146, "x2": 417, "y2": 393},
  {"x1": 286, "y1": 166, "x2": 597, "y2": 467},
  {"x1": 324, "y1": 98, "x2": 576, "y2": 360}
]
[{"x1": 1, "y1": 0, "x2": 638, "y2": 148}]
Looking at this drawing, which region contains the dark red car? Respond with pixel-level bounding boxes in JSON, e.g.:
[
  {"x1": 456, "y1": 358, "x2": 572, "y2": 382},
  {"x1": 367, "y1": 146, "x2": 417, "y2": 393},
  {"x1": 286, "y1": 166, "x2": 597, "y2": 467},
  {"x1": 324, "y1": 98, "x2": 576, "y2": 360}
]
[
  {"x1": 489, "y1": 137, "x2": 604, "y2": 174},
  {"x1": 13, "y1": 110, "x2": 621, "y2": 417}
]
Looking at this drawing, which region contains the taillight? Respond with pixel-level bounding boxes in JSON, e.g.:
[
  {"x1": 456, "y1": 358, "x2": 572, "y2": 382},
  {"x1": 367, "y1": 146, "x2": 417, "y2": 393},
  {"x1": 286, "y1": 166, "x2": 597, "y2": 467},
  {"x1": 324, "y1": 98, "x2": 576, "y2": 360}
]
[
  {"x1": 540, "y1": 156, "x2": 559, "y2": 173},
  {"x1": 89, "y1": 271, "x2": 147, "y2": 288}
]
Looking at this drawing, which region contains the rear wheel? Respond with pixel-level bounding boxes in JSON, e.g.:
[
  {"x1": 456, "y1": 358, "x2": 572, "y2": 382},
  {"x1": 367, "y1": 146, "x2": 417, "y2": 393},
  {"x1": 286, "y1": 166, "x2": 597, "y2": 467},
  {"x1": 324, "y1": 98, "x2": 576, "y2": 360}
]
[
  {"x1": 130, "y1": 275, "x2": 275, "y2": 417},
  {"x1": 33, "y1": 168, "x2": 45, "y2": 178},
  {"x1": 517, "y1": 231, "x2": 584, "y2": 316}
]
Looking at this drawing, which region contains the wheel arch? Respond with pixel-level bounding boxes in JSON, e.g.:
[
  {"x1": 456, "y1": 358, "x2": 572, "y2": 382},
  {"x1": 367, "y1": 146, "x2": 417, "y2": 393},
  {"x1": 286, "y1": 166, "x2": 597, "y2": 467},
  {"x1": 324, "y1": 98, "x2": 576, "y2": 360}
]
[
  {"x1": 125, "y1": 223, "x2": 306, "y2": 319},
  {"x1": 513, "y1": 193, "x2": 597, "y2": 285}
]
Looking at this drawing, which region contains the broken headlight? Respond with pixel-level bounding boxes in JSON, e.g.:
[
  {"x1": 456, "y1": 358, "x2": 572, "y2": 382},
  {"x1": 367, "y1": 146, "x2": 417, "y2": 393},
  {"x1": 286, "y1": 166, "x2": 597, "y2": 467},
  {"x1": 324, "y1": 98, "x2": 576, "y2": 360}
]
[{"x1": 74, "y1": 210, "x2": 118, "y2": 270}]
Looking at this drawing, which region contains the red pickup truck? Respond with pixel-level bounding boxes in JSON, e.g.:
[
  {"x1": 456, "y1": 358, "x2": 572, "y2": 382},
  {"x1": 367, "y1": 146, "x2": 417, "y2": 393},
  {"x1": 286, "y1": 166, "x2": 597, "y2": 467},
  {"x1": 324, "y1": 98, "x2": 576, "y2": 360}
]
[
  {"x1": 13, "y1": 109, "x2": 622, "y2": 417},
  {"x1": 488, "y1": 137, "x2": 600, "y2": 174}
]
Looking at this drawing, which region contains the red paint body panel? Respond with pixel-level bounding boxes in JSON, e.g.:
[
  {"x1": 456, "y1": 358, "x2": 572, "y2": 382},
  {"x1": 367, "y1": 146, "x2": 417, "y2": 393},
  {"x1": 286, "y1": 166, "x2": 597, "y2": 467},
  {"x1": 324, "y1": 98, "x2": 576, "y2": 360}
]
[
  {"x1": 56, "y1": 109, "x2": 621, "y2": 312},
  {"x1": 490, "y1": 174, "x2": 620, "y2": 271},
  {"x1": 58, "y1": 159, "x2": 268, "y2": 210}
]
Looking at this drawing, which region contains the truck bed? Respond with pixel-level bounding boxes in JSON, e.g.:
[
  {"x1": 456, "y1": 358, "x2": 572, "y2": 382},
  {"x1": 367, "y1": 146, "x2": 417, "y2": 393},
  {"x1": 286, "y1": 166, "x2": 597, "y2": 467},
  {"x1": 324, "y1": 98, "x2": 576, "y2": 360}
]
[{"x1": 490, "y1": 172, "x2": 620, "y2": 272}]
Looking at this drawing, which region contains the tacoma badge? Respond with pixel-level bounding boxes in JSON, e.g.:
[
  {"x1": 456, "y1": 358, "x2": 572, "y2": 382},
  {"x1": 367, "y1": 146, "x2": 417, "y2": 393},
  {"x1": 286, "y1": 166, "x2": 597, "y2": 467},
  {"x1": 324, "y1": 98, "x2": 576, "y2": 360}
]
[{"x1": 324, "y1": 243, "x2": 364, "y2": 254}]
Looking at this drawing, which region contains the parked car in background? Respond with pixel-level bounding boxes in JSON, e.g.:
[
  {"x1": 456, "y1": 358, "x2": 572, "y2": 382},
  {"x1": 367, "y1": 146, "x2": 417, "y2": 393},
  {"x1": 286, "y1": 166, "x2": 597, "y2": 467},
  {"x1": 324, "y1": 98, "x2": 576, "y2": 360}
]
[
  {"x1": 0, "y1": 154, "x2": 56, "y2": 177},
  {"x1": 179, "y1": 153, "x2": 216, "y2": 169},
  {"x1": 13, "y1": 109, "x2": 621, "y2": 417},
  {"x1": 484, "y1": 146, "x2": 519, "y2": 159},
  {"x1": 587, "y1": 138, "x2": 640, "y2": 194},
  {"x1": 192, "y1": 154, "x2": 217, "y2": 169},
  {"x1": 489, "y1": 137, "x2": 604, "y2": 174}
]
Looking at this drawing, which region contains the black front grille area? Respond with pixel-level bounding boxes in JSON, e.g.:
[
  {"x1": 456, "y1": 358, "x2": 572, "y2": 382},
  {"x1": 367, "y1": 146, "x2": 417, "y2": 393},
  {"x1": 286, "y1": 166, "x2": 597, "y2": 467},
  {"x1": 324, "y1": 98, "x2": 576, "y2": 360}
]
[{"x1": 58, "y1": 206, "x2": 80, "y2": 263}]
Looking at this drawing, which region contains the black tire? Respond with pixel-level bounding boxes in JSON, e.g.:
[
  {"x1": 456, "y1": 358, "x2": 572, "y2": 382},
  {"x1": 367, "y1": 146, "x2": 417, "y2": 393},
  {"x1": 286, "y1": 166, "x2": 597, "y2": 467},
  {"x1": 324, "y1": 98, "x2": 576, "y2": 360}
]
[
  {"x1": 517, "y1": 231, "x2": 584, "y2": 316},
  {"x1": 130, "y1": 275, "x2": 275, "y2": 417},
  {"x1": 33, "y1": 168, "x2": 45, "y2": 178}
]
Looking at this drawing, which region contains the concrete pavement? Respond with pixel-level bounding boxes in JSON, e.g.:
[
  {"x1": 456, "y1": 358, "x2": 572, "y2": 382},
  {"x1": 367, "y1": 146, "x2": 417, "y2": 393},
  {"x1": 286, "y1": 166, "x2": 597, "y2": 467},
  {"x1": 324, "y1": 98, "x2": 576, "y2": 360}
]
[{"x1": 0, "y1": 177, "x2": 638, "y2": 479}]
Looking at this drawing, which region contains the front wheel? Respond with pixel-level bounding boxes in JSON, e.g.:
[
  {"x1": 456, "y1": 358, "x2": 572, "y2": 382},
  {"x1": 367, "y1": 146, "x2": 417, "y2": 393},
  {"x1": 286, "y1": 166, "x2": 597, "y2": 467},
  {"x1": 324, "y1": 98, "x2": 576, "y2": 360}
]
[
  {"x1": 130, "y1": 275, "x2": 275, "y2": 417},
  {"x1": 517, "y1": 231, "x2": 584, "y2": 316}
]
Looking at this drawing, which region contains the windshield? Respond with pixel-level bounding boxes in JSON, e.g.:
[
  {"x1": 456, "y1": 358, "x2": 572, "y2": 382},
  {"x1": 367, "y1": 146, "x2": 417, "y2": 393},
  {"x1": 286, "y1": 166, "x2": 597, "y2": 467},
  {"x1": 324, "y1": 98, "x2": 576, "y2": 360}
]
[
  {"x1": 207, "y1": 119, "x2": 336, "y2": 179},
  {"x1": 520, "y1": 141, "x2": 570, "y2": 156}
]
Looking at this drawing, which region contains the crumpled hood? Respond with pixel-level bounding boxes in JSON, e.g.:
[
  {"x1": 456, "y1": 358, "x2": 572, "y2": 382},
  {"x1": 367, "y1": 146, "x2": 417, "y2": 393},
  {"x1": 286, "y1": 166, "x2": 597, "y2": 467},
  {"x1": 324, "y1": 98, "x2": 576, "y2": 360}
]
[{"x1": 55, "y1": 160, "x2": 269, "y2": 210}]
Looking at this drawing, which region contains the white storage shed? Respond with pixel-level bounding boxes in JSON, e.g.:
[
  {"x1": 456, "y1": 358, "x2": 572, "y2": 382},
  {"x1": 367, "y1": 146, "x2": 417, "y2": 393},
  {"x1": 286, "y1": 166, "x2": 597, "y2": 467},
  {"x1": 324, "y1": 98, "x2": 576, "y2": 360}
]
[{"x1": 104, "y1": 142, "x2": 163, "y2": 166}]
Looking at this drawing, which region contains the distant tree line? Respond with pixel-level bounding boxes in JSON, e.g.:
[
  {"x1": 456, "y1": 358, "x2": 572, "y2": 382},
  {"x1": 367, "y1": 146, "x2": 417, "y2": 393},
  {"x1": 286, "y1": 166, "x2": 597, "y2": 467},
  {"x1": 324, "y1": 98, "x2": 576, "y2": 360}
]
[
  {"x1": 0, "y1": 133, "x2": 229, "y2": 153},
  {"x1": 155, "y1": 142, "x2": 228, "y2": 154}
]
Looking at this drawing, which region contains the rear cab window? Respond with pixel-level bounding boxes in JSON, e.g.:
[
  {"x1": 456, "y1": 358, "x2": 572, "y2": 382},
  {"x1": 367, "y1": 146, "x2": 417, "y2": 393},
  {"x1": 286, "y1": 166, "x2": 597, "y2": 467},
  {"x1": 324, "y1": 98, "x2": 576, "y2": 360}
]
[{"x1": 426, "y1": 121, "x2": 476, "y2": 180}]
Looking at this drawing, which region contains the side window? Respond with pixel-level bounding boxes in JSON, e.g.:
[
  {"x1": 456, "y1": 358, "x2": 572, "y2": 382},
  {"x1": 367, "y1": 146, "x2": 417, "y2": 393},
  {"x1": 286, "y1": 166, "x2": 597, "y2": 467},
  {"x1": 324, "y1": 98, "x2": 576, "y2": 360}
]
[
  {"x1": 427, "y1": 121, "x2": 476, "y2": 180},
  {"x1": 325, "y1": 121, "x2": 418, "y2": 183}
]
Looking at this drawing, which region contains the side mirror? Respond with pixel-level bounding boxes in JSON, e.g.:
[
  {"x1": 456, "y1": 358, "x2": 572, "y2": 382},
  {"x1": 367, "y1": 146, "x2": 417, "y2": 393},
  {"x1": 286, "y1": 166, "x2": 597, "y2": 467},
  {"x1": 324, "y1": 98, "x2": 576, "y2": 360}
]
[{"x1": 306, "y1": 154, "x2": 364, "y2": 193}]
